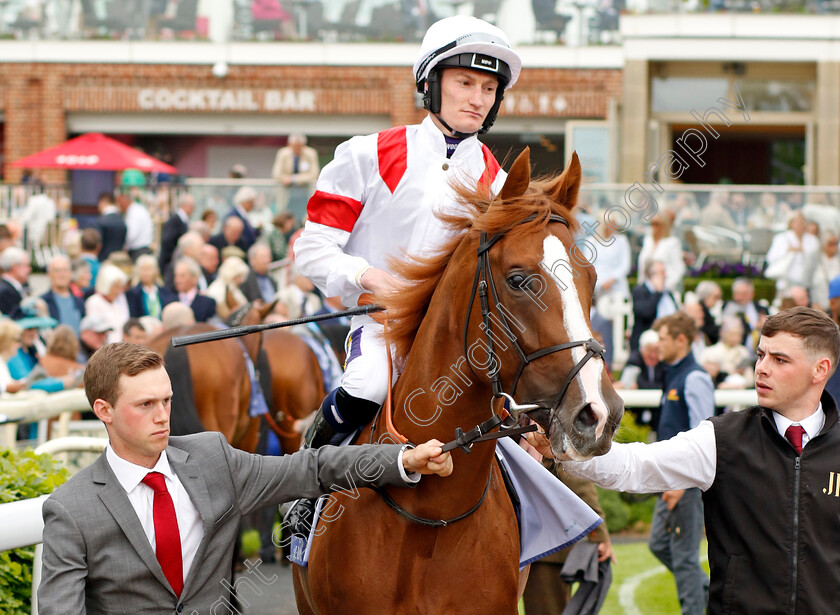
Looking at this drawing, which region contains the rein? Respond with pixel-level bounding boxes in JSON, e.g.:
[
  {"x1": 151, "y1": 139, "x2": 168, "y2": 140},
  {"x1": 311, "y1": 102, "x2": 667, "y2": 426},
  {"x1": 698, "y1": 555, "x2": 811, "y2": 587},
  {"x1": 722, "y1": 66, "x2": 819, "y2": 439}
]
[
  {"x1": 372, "y1": 473, "x2": 492, "y2": 528},
  {"x1": 263, "y1": 409, "x2": 300, "y2": 440}
]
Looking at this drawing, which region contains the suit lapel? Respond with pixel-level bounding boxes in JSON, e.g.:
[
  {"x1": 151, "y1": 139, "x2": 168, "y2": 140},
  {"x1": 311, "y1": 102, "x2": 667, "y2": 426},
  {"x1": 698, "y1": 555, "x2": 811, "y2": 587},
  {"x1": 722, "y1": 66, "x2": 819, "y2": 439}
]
[
  {"x1": 93, "y1": 454, "x2": 173, "y2": 592},
  {"x1": 167, "y1": 446, "x2": 215, "y2": 595}
]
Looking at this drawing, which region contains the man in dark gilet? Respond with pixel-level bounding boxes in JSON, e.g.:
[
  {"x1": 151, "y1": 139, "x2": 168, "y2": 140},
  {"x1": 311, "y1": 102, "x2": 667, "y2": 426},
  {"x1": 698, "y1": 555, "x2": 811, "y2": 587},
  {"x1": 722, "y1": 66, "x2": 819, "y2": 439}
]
[{"x1": 529, "y1": 307, "x2": 840, "y2": 615}]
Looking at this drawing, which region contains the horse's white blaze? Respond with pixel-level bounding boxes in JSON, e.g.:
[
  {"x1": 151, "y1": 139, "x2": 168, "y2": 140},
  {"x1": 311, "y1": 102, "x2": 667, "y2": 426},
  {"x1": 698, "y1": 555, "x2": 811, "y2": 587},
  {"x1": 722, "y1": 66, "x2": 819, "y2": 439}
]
[{"x1": 541, "y1": 235, "x2": 608, "y2": 439}]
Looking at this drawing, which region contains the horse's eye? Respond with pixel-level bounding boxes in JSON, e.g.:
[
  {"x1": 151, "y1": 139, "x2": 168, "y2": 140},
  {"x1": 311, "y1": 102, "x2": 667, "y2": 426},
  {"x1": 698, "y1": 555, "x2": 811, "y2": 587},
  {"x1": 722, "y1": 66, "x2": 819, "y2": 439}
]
[{"x1": 507, "y1": 274, "x2": 527, "y2": 290}]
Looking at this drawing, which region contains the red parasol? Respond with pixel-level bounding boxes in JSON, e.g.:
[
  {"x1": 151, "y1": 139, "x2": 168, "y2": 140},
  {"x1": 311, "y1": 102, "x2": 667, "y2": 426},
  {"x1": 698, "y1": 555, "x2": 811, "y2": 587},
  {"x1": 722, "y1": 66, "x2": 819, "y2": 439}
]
[{"x1": 11, "y1": 133, "x2": 177, "y2": 173}]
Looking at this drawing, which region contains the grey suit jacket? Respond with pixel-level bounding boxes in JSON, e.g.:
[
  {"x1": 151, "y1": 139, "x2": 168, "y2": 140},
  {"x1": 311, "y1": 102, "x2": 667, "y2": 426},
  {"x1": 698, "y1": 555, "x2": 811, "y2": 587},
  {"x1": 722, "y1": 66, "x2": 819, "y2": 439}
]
[{"x1": 39, "y1": 431, "x2": 407, "y2": 614}]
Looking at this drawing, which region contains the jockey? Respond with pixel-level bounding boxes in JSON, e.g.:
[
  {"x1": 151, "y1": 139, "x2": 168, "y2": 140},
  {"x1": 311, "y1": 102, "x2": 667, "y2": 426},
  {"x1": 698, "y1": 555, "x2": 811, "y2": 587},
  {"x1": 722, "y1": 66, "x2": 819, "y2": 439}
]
[{"x1": 294, "y1": 15, "x2": 522, "y2": 449}]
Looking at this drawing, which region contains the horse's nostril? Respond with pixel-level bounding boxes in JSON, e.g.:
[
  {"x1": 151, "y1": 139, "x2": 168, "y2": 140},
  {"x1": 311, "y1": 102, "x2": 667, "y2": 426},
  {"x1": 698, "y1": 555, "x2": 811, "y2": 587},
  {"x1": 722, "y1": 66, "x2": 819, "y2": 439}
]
[{"x1": 574, "y1": 405, "x2": 598, "y2": 432}]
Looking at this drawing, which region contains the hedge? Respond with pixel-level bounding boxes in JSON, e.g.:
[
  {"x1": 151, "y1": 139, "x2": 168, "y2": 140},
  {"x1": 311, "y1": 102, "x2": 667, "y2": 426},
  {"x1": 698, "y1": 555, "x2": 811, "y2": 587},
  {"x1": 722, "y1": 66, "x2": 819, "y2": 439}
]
[
  {"x1": 0, "y1": 450, "x2": 67, "y2": 614},
  {"x1": 628, "y1": 276, "x2": 776, "y2": 303},
  {"x1": 683, "y1": 277, "x2": 776, "y2": 303}
]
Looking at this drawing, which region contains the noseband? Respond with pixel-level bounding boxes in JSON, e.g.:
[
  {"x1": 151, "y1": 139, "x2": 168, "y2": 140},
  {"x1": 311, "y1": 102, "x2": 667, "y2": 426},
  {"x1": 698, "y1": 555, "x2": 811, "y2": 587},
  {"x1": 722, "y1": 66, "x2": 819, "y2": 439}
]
[{"x1": 463, "y1": 213, "x2": 605, "y2": 410}]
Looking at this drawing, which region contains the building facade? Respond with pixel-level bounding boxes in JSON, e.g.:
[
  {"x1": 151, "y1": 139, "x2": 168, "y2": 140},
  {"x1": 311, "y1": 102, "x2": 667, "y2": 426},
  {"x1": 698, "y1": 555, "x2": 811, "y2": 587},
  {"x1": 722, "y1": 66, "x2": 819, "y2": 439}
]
[{"x1": 0, "y1": 42, "x2": 622, "y2": 188}]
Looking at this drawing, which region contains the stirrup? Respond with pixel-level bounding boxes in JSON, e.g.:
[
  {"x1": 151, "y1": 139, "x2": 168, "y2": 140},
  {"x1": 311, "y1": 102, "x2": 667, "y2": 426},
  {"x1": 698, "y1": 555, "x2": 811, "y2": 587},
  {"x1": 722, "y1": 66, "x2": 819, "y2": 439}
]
[
  {"x1": 303, "y1": 411, "x2": 337, "y2": 450},
  {"x1": 282, "y1": 497, "x2": 317, "y2": 537}
]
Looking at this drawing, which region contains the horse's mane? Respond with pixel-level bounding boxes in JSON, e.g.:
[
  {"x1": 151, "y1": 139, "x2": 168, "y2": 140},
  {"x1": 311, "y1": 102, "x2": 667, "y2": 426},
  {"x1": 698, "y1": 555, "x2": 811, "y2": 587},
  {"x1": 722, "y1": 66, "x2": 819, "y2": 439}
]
[{"x1": 383, "y1": 176, "x2": 580, "y2": 367}]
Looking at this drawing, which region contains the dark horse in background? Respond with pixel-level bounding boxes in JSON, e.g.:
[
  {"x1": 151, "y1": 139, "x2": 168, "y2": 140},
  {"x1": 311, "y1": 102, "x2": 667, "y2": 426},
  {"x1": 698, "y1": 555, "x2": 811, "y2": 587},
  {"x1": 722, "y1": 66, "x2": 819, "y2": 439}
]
[
  {"x1": 294, "y1": 149, "x2": 625, "y2": 614},
  {"x1": 147, "y1": 301, "x2": 325, "y2": 454}
]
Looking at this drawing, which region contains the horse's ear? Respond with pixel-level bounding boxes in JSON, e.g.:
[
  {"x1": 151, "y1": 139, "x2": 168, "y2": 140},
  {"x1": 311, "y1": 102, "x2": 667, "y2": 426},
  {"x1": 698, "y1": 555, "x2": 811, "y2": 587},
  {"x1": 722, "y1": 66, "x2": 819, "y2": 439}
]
[
  {"x1": 499, "y1": 147, "x2": 531, "y2": 201},
  {"x1": 544, "y1": 151, "x2": 582, "y2": 209}
]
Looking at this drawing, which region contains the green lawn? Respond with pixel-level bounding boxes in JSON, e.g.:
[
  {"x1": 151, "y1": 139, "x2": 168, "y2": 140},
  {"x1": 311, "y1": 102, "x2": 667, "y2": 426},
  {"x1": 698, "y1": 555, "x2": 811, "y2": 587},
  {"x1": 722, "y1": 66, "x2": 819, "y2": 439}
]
[{"x1": 521, "y1": 539, "x2": 709, "y2": 615}]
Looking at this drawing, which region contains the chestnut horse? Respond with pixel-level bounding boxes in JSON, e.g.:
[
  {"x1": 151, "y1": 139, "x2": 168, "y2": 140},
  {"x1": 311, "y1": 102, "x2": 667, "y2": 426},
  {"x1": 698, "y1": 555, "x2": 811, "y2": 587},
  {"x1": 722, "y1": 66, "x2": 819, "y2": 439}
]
[
  {"x1": 148, "y1": 302, "x2": 323, "y2": 454},
  {"x1": 293, "y1": 149, "x2": 625, "y2": 614},
  {"x1": 261, "y1": 327, "x2": 326, "y2": 454}
]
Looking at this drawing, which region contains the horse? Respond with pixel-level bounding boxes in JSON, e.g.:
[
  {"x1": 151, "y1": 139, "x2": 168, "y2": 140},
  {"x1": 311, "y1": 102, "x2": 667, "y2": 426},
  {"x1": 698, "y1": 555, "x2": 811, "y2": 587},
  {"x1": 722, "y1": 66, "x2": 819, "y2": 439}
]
[
  {"x1": 293, "y1": 148, "x2": 625, "y2": 614},
  {"x1": 261, "y1": 327, "x2": 326, "y2": 454},
  {"x1": 148, "y1": 301, "x2": 322, "y2": 454},
  {"x1": 147, "y1": 302, "x2": 273, "y2": 453}
]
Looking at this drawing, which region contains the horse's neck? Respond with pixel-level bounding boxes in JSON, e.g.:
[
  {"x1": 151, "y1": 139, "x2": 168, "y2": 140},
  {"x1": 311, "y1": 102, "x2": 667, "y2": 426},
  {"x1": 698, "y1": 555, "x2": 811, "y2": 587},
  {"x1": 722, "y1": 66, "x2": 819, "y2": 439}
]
[
  {"x1": 388, "y1": 315, "x2": 498, "y2": 497},
  {"x1": 239, "y1": 333, "x2": 260, "y2": 362}
]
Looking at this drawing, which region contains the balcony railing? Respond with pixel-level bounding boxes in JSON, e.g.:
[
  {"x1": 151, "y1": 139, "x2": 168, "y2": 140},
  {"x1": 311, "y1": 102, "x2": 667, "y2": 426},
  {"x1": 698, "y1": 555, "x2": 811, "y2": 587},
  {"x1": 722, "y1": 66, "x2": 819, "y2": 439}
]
[{"x1": 5, "y1": 0, "x2": 840, "y2": 48}]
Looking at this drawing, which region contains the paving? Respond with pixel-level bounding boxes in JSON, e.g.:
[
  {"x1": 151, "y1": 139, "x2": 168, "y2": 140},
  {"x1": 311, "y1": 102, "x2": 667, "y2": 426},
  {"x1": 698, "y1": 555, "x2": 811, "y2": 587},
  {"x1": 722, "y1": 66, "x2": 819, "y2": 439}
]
[{"x1": 234, "y1": 558, "x2": 299, "y2": 615}]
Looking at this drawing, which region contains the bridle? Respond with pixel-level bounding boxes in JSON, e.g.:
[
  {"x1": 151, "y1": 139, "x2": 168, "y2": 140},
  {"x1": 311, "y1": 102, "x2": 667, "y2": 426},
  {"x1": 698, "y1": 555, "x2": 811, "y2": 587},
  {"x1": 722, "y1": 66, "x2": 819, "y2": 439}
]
[
  {"x1": 371, "y1": 212, "x2": 606, "y2": 528},
  {"x1": 463, "y1": 212, "x2": 605, "y2": 411}
]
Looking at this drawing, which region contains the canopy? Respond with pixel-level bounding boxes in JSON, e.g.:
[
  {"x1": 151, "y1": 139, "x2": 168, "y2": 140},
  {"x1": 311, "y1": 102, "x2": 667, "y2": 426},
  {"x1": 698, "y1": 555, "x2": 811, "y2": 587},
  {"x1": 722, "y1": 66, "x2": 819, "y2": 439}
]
[{"x1": 11, "y1": 133, "x2": 177, "y2": 174}]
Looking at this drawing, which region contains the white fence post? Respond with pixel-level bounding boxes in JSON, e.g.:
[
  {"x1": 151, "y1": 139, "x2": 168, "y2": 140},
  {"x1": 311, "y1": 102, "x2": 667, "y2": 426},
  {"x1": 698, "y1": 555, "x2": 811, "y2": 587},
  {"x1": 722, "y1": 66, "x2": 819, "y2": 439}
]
[{"x1": 32, "y1": 543, "x2": 42, "y2": 615}]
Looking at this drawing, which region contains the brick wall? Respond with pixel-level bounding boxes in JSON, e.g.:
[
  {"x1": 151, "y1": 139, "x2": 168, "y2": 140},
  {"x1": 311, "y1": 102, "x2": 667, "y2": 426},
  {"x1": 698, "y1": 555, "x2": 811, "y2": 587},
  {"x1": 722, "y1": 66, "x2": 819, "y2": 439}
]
[{"x1": 0, "y1": 62, "x2": 622, "y2": 182}]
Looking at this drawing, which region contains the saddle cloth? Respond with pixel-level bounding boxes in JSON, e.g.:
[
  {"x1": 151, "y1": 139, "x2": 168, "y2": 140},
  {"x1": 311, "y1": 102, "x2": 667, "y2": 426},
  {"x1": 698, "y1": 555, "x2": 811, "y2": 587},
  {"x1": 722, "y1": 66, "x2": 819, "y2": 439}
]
[
  {"x1": 495, "y1": 437, "x2": 602, "y2": 569},
  {"x1": 288, "y1": 435, "x2": 601, "y2": 568}
]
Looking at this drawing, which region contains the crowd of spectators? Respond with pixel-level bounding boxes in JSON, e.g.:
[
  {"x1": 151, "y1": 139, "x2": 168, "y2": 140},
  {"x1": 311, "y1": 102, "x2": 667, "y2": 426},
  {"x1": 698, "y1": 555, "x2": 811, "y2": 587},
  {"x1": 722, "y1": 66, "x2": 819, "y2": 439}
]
[
  {"x1": 585, "y1": 190, "x2": 840, "y2": 428},
  {"x1": 0, "y1": 172, "x2": 330, "y2": 442},
  {"x1": 9, "y1": 165, "x2": 840, "y2": 448}
]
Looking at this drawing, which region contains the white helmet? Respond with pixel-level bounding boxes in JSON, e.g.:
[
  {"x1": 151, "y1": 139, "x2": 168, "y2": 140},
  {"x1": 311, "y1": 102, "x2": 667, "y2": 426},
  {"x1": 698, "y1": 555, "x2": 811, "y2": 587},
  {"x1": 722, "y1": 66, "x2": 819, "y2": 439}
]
[{"x1": 414, "y1": 16, "x2": 522, "y2": 135}]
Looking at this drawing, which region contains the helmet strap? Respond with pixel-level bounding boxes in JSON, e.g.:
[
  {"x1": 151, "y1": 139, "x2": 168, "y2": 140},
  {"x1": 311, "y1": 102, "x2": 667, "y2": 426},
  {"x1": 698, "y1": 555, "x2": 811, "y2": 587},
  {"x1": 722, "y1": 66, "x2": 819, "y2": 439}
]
[
  {"x1": 425, "y1": 68, "x2": 480, "y2": 139},
  {"x1": 478, "y1": 90, "x2": 505, "y2": 134},
  {"x1": 432, "y1": 113, "x2": 477, "y2": 139}
]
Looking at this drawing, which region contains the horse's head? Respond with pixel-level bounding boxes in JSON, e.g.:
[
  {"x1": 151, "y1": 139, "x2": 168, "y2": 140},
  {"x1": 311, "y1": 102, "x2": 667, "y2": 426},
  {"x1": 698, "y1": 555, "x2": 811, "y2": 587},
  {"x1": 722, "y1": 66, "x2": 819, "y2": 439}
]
[{"x1": 469, "y1": 148, "x2": 624, "y2": 460}]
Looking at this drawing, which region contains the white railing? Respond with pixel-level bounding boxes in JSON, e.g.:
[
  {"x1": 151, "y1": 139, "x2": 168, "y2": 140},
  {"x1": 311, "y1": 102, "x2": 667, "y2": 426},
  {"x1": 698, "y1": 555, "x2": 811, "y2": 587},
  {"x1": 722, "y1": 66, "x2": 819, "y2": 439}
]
[
  {"x1": 0, "y1": 496, "x2": 50, "y2": 552},
  {"x1": 619, "y1": 387, "x2": 758, "y2": 410},
  {"x1": 0, "y1": 437, "x2": 107, "y2": 615},
  {"x1": 0, "y1": 389, "x2": 93, "y2": 449}
]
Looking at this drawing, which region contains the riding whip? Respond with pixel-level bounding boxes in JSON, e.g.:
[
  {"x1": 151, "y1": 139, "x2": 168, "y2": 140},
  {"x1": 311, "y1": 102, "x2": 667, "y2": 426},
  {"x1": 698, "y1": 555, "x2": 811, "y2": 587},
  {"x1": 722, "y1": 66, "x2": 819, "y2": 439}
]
[{"x1": 169, "y1": 304, "x2": 384, "y2": 347}]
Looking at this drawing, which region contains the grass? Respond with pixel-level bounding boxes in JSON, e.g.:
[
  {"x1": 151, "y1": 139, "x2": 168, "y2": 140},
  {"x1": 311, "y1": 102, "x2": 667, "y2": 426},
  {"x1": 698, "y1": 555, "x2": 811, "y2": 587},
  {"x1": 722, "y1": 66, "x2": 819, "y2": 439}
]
[
  {"x1": 241, "y1": 528, "x2": 261, "y2": 558},
  {"x1": 521, "y1": 539, "x2": 710, "y2": 615}
]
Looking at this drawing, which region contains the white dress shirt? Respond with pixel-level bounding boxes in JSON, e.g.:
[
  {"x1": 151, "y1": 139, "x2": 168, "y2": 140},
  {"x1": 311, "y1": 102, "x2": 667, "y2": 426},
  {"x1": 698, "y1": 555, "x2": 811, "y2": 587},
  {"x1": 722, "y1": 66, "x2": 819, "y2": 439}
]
[
  {"x1": 105, "y1": 446, "x2": 204, "y2": 584},
  {"x1": 593, "y1": 233, "x2": 631, "y2": 301},
  {"x1": 179, "y1": 288, "x2": 197, "y2": 306},
  {"x1": 84, "y1": 292, "x2": 130, "y2": 345},
  {"x1": 563, "y1": 404, "x2": 825, "y2": 493},
  {"x1": 636, "y1": 235, "x2": 685, "y2": 293},
  {"x1": 124, "y1": 201, "x2": 155, "y2": 251}
]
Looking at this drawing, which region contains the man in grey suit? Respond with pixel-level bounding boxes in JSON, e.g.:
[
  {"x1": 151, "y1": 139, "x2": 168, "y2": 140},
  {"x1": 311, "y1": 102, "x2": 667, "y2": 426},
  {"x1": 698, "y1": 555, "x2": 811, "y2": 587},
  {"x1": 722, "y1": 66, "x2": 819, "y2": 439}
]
[{"x1": 39, "y1": 343, "x2": 452, "y2": 615}]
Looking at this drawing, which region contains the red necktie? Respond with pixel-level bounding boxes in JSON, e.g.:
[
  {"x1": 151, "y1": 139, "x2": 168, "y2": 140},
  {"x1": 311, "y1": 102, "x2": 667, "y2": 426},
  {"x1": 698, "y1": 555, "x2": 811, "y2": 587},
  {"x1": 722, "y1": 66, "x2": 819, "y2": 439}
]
[
  {"x1": 142, "y1": 472, "x2": 183, "y2": 597},
  {"x1": 785, "y1": 424, "x2": 805, "y2": 455}
]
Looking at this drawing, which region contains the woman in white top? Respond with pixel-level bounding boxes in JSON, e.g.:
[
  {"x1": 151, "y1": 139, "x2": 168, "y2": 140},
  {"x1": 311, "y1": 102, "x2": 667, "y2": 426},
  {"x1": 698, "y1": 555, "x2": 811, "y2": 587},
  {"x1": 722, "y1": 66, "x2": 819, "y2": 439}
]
[
  {"x1": 593, "y1": 209, "x2": 632, "y2": 302},
  {"x1": 765, "y1": 211, "x2": 820, "y2": 292},
  {"x1": 704, "y1": 317, "x2": 754, "y2": 387},
  {"x1": 808, "y1": 232, "x2": 840, "y2": 311},
  {"x1": 205, "y1": 256, "x2": 249, "y2": 320},
  {"x1": 591, "y1": 209, "x2": 632, "y2": 371},
  {"x1": 0, "y1": 319, "x2": 24, "y2": 393},
  {"x1": 636, "y1": 211, "x2": 685, "y2": 294},
  {"x1": 84, "y1": 264, "x2": 129, "y2": 345}
]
